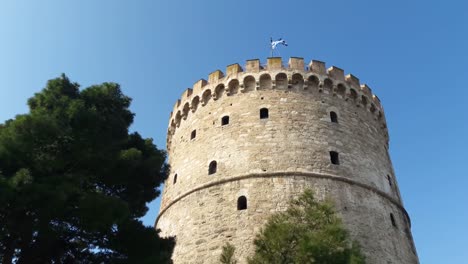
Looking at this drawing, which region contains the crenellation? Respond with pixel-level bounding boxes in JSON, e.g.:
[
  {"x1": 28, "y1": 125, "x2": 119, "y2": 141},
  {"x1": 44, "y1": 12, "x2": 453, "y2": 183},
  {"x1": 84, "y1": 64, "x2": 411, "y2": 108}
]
[
  {"x1": 345, "y1": 74, "x2": 360, "y2": 89},
  {"x1": 181, "y1": 88, "x2": 193, "y2": 103},
  {"x1": 245, "y1": 59, "x2": 261, "y2": 73},
  {"x1": 360, "y1": 84, "x2": 373, "y2": 97},
  {"x1": 168, "y1": 58, "x2": 390, "y2": 140},
  {"x1": 327, "y1": 66, "x2": 345, "y2": 81},
  {"x1": 372, "y1": 95, "x2": 382, "y2": 110},
  {"x1": 267, "y1": 57, "x2": 283, "y2": 70},
  {"x1": 193, "y1": 79, "x2": 208, "y2": 94},
  {"x1": 172, "y1": 99, "x2": 181, "y2": 118},
  {"x1": 208, "y1": 70, "x2": 224, "y2": 83},
  {"x1": 226, "y1": 63, "x2": 243, "y2": 76},
  {"x1": 166, "y1": 57, "x2": 395, "y2": 159},
  {"x1": 288, "y1": 57, "x2": 304, "y2": 71},
  {"x1": 309, "y1": 60, "x2": 326, "y2": 74}
]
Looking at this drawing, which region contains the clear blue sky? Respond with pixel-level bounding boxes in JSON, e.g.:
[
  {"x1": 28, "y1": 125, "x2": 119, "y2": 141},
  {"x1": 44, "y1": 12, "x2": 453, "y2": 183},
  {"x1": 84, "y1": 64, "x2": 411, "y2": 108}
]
[{"x1": 1, "y1": 1, "x2": 466, "y2": 263}]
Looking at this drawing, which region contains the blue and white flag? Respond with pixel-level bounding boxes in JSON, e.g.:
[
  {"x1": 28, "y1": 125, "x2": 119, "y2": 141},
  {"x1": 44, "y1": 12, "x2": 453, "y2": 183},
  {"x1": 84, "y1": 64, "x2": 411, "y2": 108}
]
[{"x1": 270, "y1": 37, "x2": 288, "y2": 50}]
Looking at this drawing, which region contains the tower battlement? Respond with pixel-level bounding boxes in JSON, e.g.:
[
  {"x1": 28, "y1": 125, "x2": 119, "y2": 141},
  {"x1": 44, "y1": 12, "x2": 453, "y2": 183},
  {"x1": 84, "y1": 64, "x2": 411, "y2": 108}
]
[{"x1": 167, "y1": 57, "x2": 387, "y2": 151}]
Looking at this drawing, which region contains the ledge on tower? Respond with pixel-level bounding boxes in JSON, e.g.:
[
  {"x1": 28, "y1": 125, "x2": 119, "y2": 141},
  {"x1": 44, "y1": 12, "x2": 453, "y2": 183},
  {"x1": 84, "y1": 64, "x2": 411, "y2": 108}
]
[
  {"x1": 372, "y1": 94, "x2": 382, "y2": 109},
  {"x1": 360, "y1": 84, "x2": 373, "y2": 97},
  {"x1": 172, "y1": 99, "x2": 181, "y2": 116},
  {"x1": 309, "y1": 60, "x2": 326, "y2": 75},
  {"x1": 181, "y1": 88, "x2": 193, "y2": 102},
  {"x1": 267, "y1": 57, "x2": 282, "y2": 70},
  {"x1": 288, "y1": 57, "x2": 304, "y2": 70},
  {"x1": 226, "y1": 63, "x2": 243, "y2": 75},
  {"x1": 192, "y1": 79, "x2": 207, "y2": 93},
  {"x1": 208, "y1": 70, "x2": 224, "y2": 83},
  {"x1": 245, "y1": 59, "x2": 261, "y2": 73},
  {"x1": 345, "y1": 74, "x2": 360, "y2": 89},
  {"x1": 327, "y1": 66, "x2": 345, "y2": 81}
]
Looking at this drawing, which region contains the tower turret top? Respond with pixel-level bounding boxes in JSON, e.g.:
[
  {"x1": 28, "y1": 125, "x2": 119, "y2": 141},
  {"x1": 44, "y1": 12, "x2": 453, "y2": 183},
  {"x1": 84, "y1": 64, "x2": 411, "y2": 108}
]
[{"x1": 168, "y1": 57, "x2": 387, "y2": 139}]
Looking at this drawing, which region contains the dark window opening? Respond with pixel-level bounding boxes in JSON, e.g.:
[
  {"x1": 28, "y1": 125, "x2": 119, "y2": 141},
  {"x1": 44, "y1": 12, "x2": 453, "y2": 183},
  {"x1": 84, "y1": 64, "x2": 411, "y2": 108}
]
[
  {"x1": 173, "y1": 174, "x2": 177, "y2": 184},
  {"x1": 330, "y1": 151, "x2": 340, "y2": 165},
  {"x1": 221, "y1": 116, "x2": 229, "y2": 126},
  {"x1": 390, "y1": 213, "x2": 397, "y2": 228},
  {"x1": 191, "y1": 130, "x2": 196, "y2": 140},
  {"x1": 387, "y1": 175, "x2": 392, "y2": 187},
  {"x1": 349, "y1": 89, "x2": 358, "y2": 100},
  {"x1": 260, "y1": 108, "x2": 269, "y2": 119},
  {"x1": 237, "y1": 196, "x2": 247, "y2": 210},
  {"x1": 308, "y1": 75, "x2": 319, "y2": 88},
  {"x1": 208, "y1": 161, "x2": 217, "y2": 175},
  {"x1": 324, "y1": 78, "x2": 333, "y2": 89},
  {"x1": 330, "y1": 111, "x2": 338, "y2": 123},
  {"x1": 361, "y1": 95, "x2": 368, "y2": 106}
]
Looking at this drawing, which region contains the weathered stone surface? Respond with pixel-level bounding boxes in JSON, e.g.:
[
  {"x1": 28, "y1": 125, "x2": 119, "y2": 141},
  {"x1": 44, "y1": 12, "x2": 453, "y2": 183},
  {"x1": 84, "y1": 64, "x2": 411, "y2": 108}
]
[{"x1": 157, "y1": 58, "x2": 419, "y2": 264}]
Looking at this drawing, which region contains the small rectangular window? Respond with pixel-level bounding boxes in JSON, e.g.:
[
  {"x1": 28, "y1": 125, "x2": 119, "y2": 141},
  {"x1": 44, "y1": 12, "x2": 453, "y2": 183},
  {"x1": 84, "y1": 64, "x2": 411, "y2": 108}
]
[
  {"x1": 237, "y1": 196, "x2": 247, "y2": 210},
  {"x1": 191, "y1": 130, "x2": 196, "y2": 140},
  {"x1": 208, "y1": 161, "x2": 217, "y2": 175},
  {"x1": 330, "y1": 111, "x2": 338, "y2": 123},
  {"x1": 330, "y1": 151, "x2": 340, "y2": 165},
  {"x1": 260, "y1": 108, "x2": 269, "y2": 119},
  {"x1": 221, "y1": 116, "x2": 229, "y2": 126},
  {"x1": 390, "y1": 213, "x2": 397, "y2": 228}
]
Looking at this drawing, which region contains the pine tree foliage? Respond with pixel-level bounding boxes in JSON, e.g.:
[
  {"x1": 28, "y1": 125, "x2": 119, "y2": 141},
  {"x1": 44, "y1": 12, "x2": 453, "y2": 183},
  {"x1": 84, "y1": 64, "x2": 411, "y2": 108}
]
[
  {"x1": 248, "y1": 190, "x2": 366, "y2": 264},
  {"x1": 0, "y1": 75, "x2": 174, "y2": 264},
  {"x1": 220, "y1": 242, "x2": 237, "y2": 264}
]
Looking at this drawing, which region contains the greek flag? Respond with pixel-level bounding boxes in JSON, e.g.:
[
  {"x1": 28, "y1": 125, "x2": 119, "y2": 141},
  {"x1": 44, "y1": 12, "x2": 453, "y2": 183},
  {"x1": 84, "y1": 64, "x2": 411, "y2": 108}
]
[{"x1": 270, "y1": 38, "x2": 288, "y2": 50}]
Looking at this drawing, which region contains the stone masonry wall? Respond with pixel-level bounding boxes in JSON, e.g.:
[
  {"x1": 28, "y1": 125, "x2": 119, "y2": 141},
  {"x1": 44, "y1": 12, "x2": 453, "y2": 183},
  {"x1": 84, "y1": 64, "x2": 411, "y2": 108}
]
[{"x1": 156, "y1": 57, "x2": 419, "y2": 264}]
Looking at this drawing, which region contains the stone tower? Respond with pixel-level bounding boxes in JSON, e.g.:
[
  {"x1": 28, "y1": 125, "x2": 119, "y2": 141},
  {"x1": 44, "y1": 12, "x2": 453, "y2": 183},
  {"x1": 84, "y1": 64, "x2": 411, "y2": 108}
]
[{"x1": 155, "y1": 57, "x2": 419, "y2": 264}]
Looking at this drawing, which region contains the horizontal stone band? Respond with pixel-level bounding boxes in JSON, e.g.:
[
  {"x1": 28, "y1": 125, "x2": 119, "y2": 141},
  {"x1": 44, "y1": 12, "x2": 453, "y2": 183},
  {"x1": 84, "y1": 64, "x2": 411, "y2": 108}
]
[{"x1": 154, "y1": 171, "x2": 411, "y2": 227}]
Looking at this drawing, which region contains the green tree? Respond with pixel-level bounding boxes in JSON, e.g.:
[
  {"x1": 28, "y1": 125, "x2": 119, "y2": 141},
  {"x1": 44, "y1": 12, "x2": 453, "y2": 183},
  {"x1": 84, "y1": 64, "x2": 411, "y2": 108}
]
[
  {"x1": 0, "y1": 75, "x2": 174, "y2": 264},
  {"x1": 219, "y1": 243, "x2": 237, "y2": 264},
  {"x1": 248, "y1": 190, "x2": 366, "y2": 264}
]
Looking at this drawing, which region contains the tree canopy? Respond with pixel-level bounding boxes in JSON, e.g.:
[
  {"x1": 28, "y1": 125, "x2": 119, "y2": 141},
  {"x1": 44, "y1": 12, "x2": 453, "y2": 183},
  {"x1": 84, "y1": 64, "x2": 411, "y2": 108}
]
[
  {"x1": 0, "y1": 75, "x2": 174, "y2": 264},
  {"x1": 248, "y1": 190, "x2": 366, "y2": 264}
]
